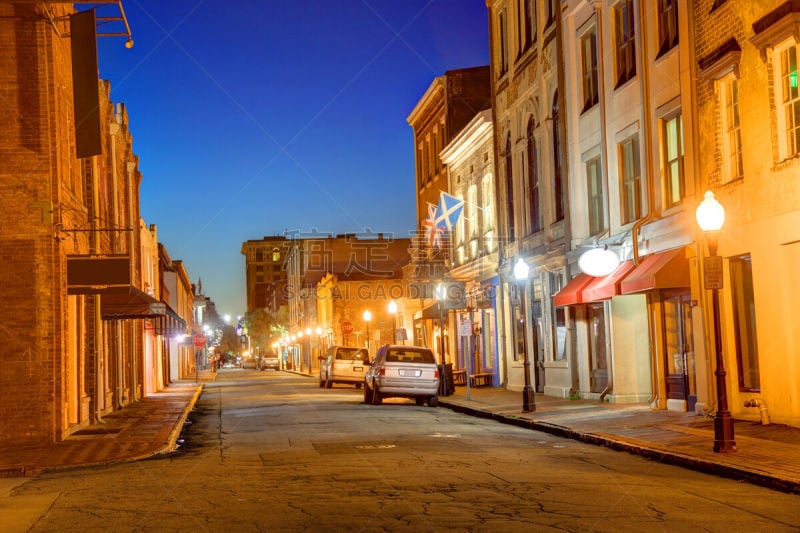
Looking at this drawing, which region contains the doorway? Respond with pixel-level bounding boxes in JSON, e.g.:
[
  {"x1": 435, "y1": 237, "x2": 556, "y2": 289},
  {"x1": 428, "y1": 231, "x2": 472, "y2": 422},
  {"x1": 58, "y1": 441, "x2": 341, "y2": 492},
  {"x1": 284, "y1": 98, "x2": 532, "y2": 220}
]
[
  {"x1": 662, "y1": 291, "x2": 696, "y2": 411},
  {"x1": 587, "y1": 303, "x2": 608, "y2": 393}
]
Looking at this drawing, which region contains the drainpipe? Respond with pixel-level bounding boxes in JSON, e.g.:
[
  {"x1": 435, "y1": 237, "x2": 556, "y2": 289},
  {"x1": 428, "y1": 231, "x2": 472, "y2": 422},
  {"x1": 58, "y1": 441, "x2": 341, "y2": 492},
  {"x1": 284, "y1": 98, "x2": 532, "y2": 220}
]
[{"x1": 744, "y1": 398, "x2": 770, "y2": 425}]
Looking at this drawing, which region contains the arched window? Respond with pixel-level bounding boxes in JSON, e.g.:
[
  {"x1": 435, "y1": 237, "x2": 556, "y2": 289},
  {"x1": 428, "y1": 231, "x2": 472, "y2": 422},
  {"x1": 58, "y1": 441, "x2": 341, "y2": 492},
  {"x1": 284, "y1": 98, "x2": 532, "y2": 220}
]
[
  {"x1": 505, "y1": 134, "x2": 515, "y2": 241},
  {"x1": 552, "y1": 94, "x2": 564, "y2": 221},
  {"x1": 526, "y1": 118, "x2": 540, "y2": 233}
]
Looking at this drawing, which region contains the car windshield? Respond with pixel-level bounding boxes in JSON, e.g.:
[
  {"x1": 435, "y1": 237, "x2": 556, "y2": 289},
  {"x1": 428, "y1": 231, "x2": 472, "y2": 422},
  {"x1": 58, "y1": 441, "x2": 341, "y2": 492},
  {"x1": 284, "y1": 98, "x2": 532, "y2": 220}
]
[
  {"x1": 336, "y1": 348, "x2": 368, "y2": 361},
  {"x1": 385, "y1": 349, "x2": 435, "y2": 364}
]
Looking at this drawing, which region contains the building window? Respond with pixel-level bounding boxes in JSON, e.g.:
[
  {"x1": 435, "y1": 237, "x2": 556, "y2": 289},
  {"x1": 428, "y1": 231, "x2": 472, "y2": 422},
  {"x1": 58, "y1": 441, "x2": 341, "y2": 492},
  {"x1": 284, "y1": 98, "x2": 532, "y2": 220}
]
[
  {"x1": 482, "y1": 175, "x2": 494, "y2": 251},
  {"x1": 580, "y1": 27, "x2": 599, "y2": 112},
  {"x1": 499, "y1": 8, "x2": 509, "y2": 76},
  {"x1": 467, "y1": 185, "x2": 477, "y2": 248},
  {"x1": 614, "y1": 0, "x2": 636, "y2": 87},
  {"x1": 526, "y1": 118, "x2": 540, "y2": 233},
  {"x1": 730, "y1": 255, "x2": 760, "y2": 391},
  {"x1": 549, "y1": 272, "x2": 566, "y2": 361},
  {"x1": 519, "y1": 0, "x2": 532, "y2": 54},
  {"x1": 416, "y1": 145, "x2": 424, "y2": 189},
  {"x1": 505, "y1": 134, "x2": 515, "y2": 241},
  {"x1": 662, "y1": 112, "x2": 684, "y2": 207},
  {"x1": 552, "y1": 93, "x2": 565, "y2": 221},
  {"x1": 586, "y1": 156, "x2": 604, "y2": 235},
  {"x1": 272, "y1": 248, "x2": 281, "y2": 262},
  {"x1": 657, "y1": 0, "x2": 678, "y2": 56},
  {"x1": 456, "y1": 191, "x2": 466, "y2": 245},
  {"x1": 720, "y1": 76, "x2": 743, "y2": 183},
  {"x1": 618, "y1": 136, "x2": 641, "y2": 224},
  {"x1": 545, "y1": 0, "x2": 557, "y2": 28},
  {"x1": 780, "y1": 45, "x2": 800, "y2": 158}
]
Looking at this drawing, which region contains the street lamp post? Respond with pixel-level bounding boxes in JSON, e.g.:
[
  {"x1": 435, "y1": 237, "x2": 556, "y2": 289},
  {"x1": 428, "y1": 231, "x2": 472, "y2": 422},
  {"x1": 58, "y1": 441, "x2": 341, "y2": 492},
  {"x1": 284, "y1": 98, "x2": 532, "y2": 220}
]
[
  {"x1": 696, "y1": 190, "x2": 736, "y2": 453},
  {"x1": 514, "y1": 258, "x2": 535, "y2": 413},
  {"x1": 363, "y1": 310, "x2": 372, "y2": 352},
  {"x1": 435, "y1": 284, "x2": 446, "y2": 364},
  {"x1": 388, "y1": 300, "x2": 398, "y2": 344}
]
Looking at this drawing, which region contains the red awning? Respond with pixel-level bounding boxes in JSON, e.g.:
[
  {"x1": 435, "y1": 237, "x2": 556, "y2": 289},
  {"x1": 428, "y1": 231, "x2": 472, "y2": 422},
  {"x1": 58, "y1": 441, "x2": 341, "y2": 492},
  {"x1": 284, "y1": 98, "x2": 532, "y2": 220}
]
[
  {"x1": 553, "y1": 273, "x2": 594, "y2": 307},
  {"x1": 581, "y1": 260, "x2": 636, "y2": 303},
  {"x1": 620, "y1": 248, "x2": 690, "y2": 294}
]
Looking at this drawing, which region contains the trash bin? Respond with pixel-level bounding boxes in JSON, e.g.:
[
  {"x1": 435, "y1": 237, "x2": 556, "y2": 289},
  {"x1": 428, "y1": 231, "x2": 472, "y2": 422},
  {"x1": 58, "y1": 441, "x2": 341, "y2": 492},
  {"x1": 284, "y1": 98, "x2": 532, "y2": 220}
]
[{"x1": 438, "y1": 363, "x2": 455, "y2": 396}]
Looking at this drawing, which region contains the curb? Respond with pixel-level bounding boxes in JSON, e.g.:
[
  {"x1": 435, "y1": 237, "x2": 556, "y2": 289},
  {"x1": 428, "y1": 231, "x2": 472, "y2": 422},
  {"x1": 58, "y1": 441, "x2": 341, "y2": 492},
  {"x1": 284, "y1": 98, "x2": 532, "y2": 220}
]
[
  {"x1": 157, "y1": 383, "x2": 205, "y2": 456},
  {"x1": 438, "y1": 399, "x2": 800, "y2": 495}
]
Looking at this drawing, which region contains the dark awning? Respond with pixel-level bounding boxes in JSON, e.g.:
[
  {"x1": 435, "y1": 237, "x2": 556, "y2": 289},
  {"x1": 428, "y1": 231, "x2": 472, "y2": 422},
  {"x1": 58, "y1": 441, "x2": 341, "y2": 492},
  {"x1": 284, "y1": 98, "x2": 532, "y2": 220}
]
[
  {"x1": 581, "y1": 261, "x2": 636, "y2": 303},
  {"x1": 101, "y1": 286, "x2": 159, "y2": 318},
  {"x1": 620, "y1": 247, "x2": 690, "y2": 294},
  {"x1": 99, "y1": 287, "x2": 187, "y2": 334},
  {"x1": 553, "y1": 273, "x2": 594, "y2": 307}
]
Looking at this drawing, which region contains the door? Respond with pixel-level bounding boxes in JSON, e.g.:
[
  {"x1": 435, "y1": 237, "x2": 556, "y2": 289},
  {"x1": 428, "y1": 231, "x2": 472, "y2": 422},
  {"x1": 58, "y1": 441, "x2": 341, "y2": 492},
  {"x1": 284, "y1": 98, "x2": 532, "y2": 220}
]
[
  {"x1": 588, "y1": 303, "x2": 608, "y2": 393},
  {"x1": 663, "y1": 291, "x2": 696, "y2": 411}
]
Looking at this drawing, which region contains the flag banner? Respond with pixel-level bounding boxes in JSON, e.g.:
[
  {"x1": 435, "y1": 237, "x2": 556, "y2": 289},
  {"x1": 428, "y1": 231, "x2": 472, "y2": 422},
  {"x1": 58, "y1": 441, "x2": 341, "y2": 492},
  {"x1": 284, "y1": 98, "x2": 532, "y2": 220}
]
[{"x1": 435, "y1": 192, "x2": 465, "y2": 232}]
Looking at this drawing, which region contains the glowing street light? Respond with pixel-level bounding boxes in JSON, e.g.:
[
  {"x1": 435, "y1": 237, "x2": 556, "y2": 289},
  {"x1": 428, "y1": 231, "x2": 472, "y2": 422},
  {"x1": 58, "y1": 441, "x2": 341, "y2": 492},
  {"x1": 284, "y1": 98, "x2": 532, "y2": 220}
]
[
  {"x1": 388, "y1": 300, "x2": 398, "y2": 344},
  {"x1": 696, "y1": 190, "x2": 735, "y2": 453},
  {"x1": 363, "y1": 310, "x2": 372, "y2": 351},
  {"x1": 514, "y1": 258, "x2": 535, "y2": 413}
]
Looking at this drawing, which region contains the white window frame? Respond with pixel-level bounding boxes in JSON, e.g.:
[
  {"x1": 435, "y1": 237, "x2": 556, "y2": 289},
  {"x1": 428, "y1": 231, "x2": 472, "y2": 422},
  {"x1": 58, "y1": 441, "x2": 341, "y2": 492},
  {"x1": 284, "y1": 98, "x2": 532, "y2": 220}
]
[{"x1": 719, "y1": 74, "x2": 744, "y2": 183}]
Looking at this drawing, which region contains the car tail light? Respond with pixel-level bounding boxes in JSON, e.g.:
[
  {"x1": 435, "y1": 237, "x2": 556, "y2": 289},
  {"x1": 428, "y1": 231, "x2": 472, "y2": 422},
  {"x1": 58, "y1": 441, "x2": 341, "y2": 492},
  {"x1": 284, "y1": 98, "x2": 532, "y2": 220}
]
[
  {"x1": 379, "y1": 368, "x2": 386, "y2": 376},
  {"x1": 434, "y1": 369, "x2": 439, "y2": 378}
]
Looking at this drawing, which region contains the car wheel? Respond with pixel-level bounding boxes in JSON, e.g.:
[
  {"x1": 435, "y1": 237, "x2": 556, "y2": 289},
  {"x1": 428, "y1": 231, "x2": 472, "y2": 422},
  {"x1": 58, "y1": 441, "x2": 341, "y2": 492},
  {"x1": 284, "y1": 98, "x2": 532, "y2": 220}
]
[
  {"x1": 325, "y1": 378, "x2": 333, "y2": 389},
  {"x1": 355, "y1": 382, "x2": 362, "y2": 389},
  {"x1": 319, "y1": 379, "x2": 325, "y2": 388},
  {"x1": 363, "y1": 383, "x2": 373, "y2": 404},
  {"x1": 415, "y1": 398, "x2": 424, "y2": 406},
  {"x1": 428, "y1": 395, "x2": 438, "y2": 407},
  {"x1": 371, "y1": 382, "x2": 382, "y2": 405}
]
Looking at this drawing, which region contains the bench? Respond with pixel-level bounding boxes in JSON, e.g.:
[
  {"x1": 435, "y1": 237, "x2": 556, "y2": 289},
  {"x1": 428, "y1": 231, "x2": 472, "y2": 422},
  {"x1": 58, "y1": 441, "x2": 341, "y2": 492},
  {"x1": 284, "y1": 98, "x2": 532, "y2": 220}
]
[
  {"x1": 452, "y1": 369, "x2": 467, "y2": 385},
  {"x1": 470, "y1": 372, "x2": 494, "y2": 387}
]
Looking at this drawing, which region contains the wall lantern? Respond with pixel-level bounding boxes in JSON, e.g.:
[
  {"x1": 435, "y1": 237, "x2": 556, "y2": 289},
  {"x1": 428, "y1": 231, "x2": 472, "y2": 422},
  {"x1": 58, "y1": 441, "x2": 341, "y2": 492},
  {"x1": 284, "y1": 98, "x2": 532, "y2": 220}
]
[{"x1": 578, "y1": 247, "x2": 620, "y2": 277}]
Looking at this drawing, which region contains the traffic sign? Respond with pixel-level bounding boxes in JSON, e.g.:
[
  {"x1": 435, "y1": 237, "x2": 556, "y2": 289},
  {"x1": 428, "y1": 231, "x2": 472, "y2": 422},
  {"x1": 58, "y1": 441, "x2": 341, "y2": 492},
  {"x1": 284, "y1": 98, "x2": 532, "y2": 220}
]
[
  {"x1": 341, "y1": 321, "x2": 353, "y2": 334},
  {"x1": 193, "y1": 333, "x2": 206, "y2": 348}
]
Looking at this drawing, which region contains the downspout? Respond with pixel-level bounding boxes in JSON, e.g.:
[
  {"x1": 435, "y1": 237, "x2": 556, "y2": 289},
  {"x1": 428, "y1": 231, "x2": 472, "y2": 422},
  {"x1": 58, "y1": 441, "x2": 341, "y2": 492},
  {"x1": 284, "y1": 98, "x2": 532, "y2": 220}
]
[{"x1": 486, "y1": 2, "x2": 509, "y2": 385}]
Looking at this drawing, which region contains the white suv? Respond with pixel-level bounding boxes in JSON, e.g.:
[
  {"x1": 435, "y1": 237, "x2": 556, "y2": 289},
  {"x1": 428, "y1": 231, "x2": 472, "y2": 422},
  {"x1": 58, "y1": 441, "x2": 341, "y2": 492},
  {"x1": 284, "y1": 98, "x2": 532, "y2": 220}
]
[
  {"x1": 364, "y1": 345, "x2": 439, "y2": 407},
  {"x1": 319, "y1": 346, "x2": 370, "y2": 388}
]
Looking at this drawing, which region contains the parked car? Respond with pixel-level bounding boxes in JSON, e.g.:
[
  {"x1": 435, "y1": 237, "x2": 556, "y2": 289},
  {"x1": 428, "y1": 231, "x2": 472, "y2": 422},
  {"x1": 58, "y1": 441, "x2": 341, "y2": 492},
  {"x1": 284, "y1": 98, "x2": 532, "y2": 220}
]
[
  {"x1": 259, "y1": 353, "x2": 280, "y2": 370},
  {"x1": 241, "y1": 357, "x2": 258, "y2": 369},
  {"x1": 319, "y1": 346, "x2": 370, "y2": 388},
  {"x1": 364, "y1": 345, "x2": 439, "y2": 407}
]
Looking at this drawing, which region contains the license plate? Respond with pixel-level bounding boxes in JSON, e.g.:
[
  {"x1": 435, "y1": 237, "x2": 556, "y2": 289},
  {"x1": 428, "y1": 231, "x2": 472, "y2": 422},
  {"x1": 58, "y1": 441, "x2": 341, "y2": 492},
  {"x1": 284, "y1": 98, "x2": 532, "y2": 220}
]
[
  {"x1": 399, "y1": 369, "x2": 421, "y2": 377},
  {"x1": 353, "y1": 366, "x2": 363, "y2": 372}
]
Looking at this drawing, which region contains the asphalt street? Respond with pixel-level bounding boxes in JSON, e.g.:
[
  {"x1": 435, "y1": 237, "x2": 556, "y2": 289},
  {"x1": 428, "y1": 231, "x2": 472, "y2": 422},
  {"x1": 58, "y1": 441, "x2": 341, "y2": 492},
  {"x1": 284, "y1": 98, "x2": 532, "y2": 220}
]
[{"x1": 3, "y1": 370, "x2": 798, "y2": 532}]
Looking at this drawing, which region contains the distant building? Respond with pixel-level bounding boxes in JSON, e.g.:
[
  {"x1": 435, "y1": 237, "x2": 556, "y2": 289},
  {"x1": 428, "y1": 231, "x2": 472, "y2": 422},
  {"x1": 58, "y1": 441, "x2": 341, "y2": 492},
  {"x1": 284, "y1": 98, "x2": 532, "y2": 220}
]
[{"x1": 241, "y1": 236, "x2": 290, "y2": 313}]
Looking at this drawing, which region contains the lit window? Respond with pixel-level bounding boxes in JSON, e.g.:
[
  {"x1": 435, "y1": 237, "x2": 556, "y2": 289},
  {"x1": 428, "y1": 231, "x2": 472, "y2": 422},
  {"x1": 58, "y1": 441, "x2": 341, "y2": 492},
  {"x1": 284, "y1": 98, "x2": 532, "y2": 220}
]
[
  {"x1": 780, "y1": 45, "x2": 800, "y2": 157},
  {"x1": 618, "y1": 136, "x2": 641, "y2": 224},
  {"x1": 720, "y1": 76, "x2": 743, "y2": 182},
  {"x1": 586, "y1": 156, "x2": 604, "y2": 235},
  {"x1": 730, "y1": 255, "x2": 760, "y2": 391},
  {"x1": 662, "y1": 112, "x2": 684, "y2": 207}
]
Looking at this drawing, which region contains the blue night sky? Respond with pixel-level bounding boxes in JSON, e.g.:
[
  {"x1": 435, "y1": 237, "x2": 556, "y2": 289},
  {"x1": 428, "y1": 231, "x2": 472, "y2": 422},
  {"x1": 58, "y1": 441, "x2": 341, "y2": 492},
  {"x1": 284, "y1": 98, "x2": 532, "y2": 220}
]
[{"x1": 96, "y1": 1, "x2": 489, "y2": 316}]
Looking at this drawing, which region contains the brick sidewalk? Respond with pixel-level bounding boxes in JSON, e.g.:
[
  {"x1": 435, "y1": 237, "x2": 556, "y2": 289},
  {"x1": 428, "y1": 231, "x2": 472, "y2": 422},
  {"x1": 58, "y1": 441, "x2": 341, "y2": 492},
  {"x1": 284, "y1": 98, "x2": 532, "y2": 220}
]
[
  {"x1": 438, "y1": 385, "x2": 800, "y2": 494},
  {"x1": 0, "y1": 380, "x2": 204, "y2": 478}
]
